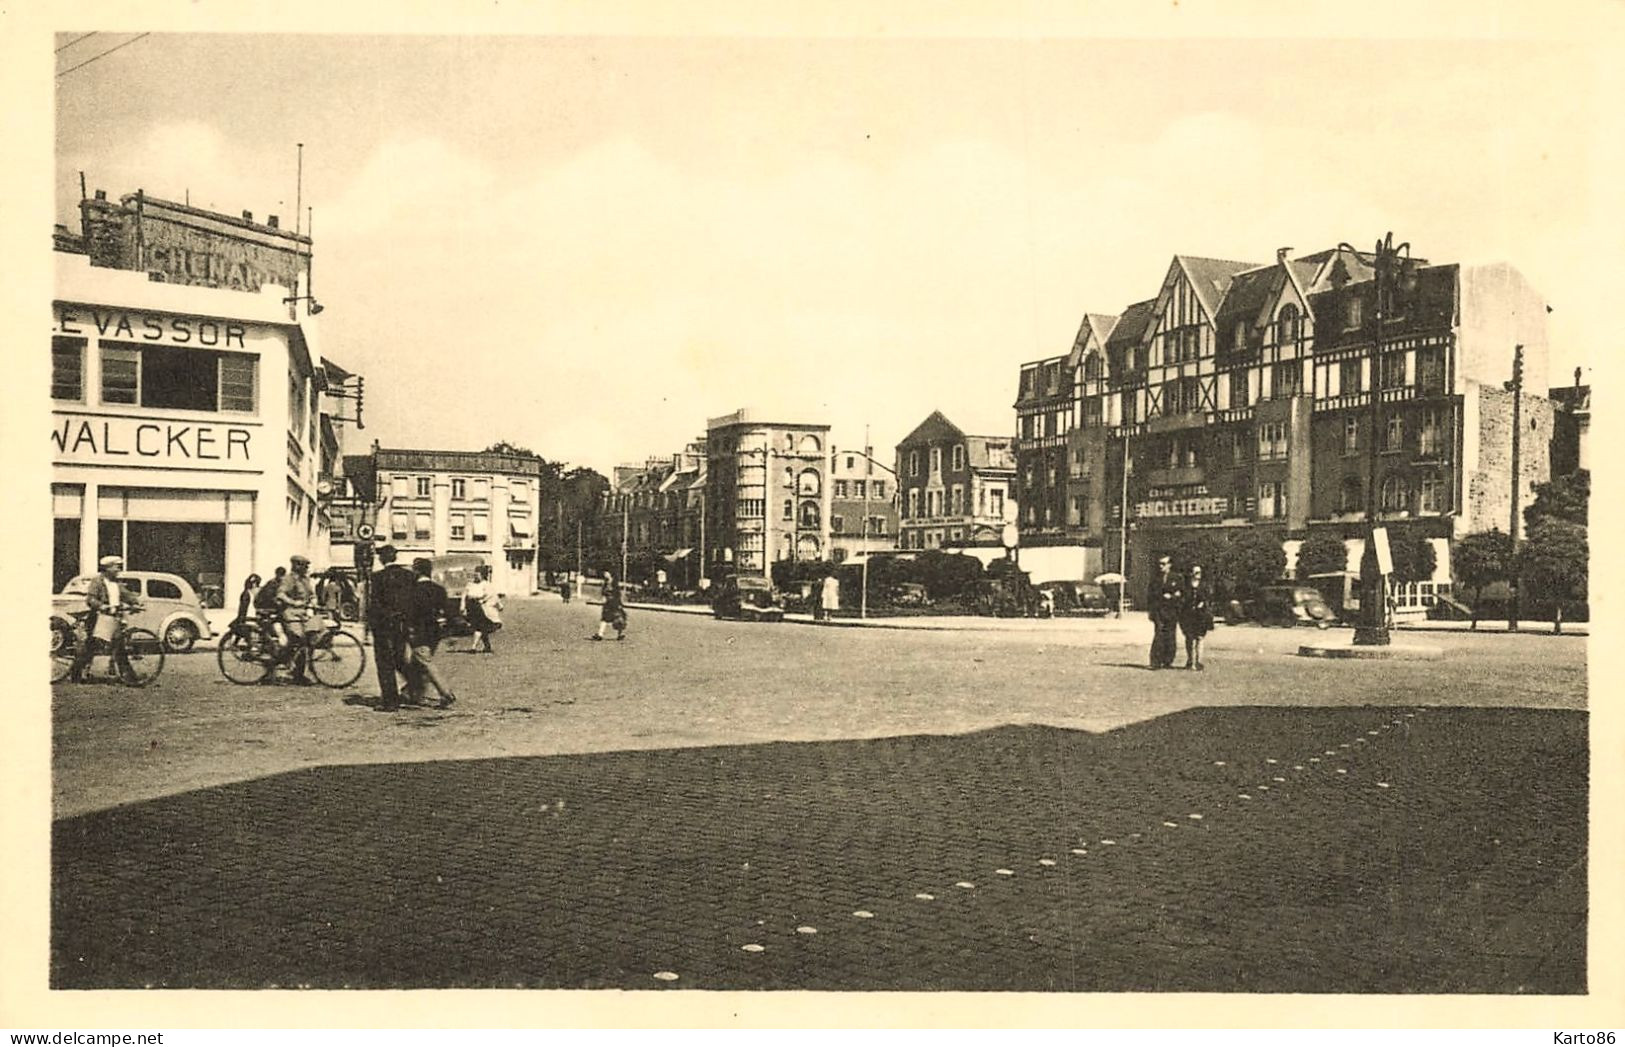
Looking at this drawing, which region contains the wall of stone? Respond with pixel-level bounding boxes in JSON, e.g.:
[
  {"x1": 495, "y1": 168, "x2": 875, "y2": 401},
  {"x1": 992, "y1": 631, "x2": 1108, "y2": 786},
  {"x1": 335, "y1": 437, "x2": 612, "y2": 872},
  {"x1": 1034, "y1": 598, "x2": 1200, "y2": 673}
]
[{"x1": 1466, "y1": 381, "x2": 1554, "y2": 536}]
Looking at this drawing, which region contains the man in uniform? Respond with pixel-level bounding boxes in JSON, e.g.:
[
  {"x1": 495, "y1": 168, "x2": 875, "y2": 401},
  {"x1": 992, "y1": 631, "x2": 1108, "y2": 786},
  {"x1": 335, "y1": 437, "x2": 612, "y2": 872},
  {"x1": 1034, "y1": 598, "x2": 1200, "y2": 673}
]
[
  {"x1": 276, "y1": 555, "x2": 321, "y2": 684},
  {"x1": 368, "y1": 544, "x2": 416, "y2": 711},
  {"x1": 1148, "y1": 553, "x2": 1182, "y2": 670}
]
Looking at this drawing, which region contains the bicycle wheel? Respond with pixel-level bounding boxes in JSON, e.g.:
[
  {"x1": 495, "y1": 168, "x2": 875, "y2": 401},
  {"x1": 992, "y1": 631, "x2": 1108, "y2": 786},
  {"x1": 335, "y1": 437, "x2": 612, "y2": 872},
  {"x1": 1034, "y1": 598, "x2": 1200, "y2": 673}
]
[
  {"x1": 50, "y1": 618, "x2": 77, "y2": 684},
  {"x1": 309, "y1": 629, "x2": 366, "y2": 688},
  {"x1": 217, "y1": 630, "x2": 271, "y2": 685},
  {"x1": 116, "y1": 628, "x2": 165, "y2": 687}
]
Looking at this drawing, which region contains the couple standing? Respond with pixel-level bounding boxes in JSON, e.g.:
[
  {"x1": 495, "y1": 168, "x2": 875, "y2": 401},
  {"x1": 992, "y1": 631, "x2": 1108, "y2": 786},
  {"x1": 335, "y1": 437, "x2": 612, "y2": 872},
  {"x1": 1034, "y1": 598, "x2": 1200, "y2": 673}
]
[{"x1": 1147, "y1": 554, "x2": 1214, "y2": 671}]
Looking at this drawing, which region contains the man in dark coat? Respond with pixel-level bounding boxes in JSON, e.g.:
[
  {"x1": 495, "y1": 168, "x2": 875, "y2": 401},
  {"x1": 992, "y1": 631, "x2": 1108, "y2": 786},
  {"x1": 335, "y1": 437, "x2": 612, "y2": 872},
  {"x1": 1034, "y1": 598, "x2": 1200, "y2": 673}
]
[
  {"x1": 368, "y1": 544, "x2": 416, "y2": 711},
  {"x1": 404, "y1": 558, "x2": 457, "y2": 708},
  {"x1": 1147, "y1": 553, "x2": 1182, "y2": 670}
]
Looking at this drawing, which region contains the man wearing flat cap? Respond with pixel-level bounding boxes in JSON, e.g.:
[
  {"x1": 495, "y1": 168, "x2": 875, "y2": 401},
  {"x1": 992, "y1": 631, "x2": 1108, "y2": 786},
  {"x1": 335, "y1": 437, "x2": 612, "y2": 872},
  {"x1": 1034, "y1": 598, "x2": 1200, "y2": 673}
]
[
  {"x1": 69, "y1": 554, "x2": 142, "y2": 682},
  {"x1": 367, "y1": 543, "x2": 416, "y2": 711}
]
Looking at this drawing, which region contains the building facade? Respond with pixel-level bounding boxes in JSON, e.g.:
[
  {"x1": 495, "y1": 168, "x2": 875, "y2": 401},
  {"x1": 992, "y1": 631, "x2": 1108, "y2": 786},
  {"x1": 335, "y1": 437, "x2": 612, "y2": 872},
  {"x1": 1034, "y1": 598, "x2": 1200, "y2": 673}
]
[
  {"x1": 705, "y1": 409, "x2": 832, "y2": 577},
  {"x1": 894, "y1": 411, "x2": 1016, "y2": 551},
  {"x1": 339, "y1": 448, "x2": 543, "y2": 597},
  {"x1": 1025, "y1": 244, "x2": 1557, "y2": 604},
  {"x1": 827, "y1": 444, "x2": 898, "y2": 563},
  {"x1": 50, "y1": 252, "x2": 336, "y2": 622}
]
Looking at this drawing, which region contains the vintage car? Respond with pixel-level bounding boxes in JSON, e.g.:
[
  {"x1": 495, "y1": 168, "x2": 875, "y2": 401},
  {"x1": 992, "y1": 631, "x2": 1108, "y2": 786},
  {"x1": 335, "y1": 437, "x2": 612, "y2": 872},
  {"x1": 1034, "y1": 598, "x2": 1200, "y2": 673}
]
[
  {"x1": 54, "y1": 570, "x2": 215, "y2": 653},
  {"x1": 1253, "y1": 585, "x2": 1338, "y2": 628},
  {"x1": 888, "y1": 582, "x2": 932, "y2": 607},
  {"x1": 1034, "y1": 580, "x2": 1112, "y2": 616},
  {"x1": 711, "y1": 575, "x2": 785, "y2": 622}
]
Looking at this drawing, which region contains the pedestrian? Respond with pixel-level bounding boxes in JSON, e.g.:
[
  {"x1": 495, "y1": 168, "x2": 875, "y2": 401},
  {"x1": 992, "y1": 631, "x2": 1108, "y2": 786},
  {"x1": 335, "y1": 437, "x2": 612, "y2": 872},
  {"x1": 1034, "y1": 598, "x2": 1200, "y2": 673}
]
[
  {"x1": 1148, "y1": 553, "x2": 1182, "y2": 670},
  {"x1": 560, "y1": 577, "x2": 573, "y2": 603},
  {"x1": 404, "y1": 558, "x2": 457, "y2": 709},
  {"x1": 68, "y1": 554, "x2": 142, "y2": 682},
  {"x1": 367, "y1": 543, "x2": 416, "y2": 711},
  {"x1": 230, "y1": 573, "x2": 262, "y2": 637},
  {"x1": 463, "y1": 565, "x2": 499, "y2": 653},
  {"x1": 592, "y1": 573, "x2": 627, "y2": 641},
  {"x1": 820, "y1": 571, "x2": 840, "y2": 624},
  {"x1": 1179, "y1": 564, "x2": 1214, "y2": 671}
]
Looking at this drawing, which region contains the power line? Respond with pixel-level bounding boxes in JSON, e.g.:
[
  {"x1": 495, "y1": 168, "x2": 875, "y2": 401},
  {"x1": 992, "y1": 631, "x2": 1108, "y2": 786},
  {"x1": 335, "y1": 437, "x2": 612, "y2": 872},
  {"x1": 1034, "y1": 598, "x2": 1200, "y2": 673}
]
[
  {"x1": 56, "y1": 32, "x2": 149, "y2": 78},
  {"x1": 55, "y1": 32, "x2": 98, "y2": 54}
]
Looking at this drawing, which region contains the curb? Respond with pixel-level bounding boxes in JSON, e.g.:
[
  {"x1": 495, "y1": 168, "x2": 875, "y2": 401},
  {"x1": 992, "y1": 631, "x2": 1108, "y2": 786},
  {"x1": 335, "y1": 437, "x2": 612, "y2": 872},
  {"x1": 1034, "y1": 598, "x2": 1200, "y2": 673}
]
[
  {"x1": 1297, "y1": 642, "x2": 1444, "y2": 660},
  {"x1": 591, "y1": 598, "x2": 1144, "y2": 635}
]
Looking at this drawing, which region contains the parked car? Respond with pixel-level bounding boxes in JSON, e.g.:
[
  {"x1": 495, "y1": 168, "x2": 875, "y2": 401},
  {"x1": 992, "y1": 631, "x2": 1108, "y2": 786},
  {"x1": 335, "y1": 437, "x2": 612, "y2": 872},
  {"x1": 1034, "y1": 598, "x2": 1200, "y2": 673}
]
[
  {"x1": 1253, "y1": 585, "x2": 1337, "y2": 628},
  {"x1": 712, "y1": 575, "x2": 785, "y2": 622},
  {"x1": 889, "y1": 582, "x2": 932, "y2": 607},
  {"x1": 54, "y1": 571, "x2": 215, "y2": 653},
  {"x1": 1035, "y1": 580, "x2": 1112, "y2": 616}
]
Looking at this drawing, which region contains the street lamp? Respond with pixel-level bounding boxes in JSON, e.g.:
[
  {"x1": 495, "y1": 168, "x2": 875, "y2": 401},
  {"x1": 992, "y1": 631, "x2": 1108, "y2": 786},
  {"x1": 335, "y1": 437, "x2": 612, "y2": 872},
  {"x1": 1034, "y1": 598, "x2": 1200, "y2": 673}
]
[{"x1": 1337, "y1": 233, "x2": 1412, "y2": 646}]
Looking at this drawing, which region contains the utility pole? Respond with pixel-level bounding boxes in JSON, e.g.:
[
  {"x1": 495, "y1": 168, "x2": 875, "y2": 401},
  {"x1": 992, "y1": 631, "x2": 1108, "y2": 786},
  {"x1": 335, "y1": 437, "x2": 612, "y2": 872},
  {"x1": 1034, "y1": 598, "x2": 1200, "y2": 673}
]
[
  {"x1": 1118, "y1": 427, "x2": 1130, "y2": 617},
  {"x1": 620, "y1": 493, "x2": 629, "y2": 583},
  {"x1": 1508, "y1": 343, "x2": 1524, "y2": 632},
  {"x1": 575, "y1": 517, "x2": 583, "y2": 583},
  {"x1": 861, "y1": 426, "x2": 871, "y2": 620},
  {"x1": 1339, "y1": 234, "x2": 1409, "y2": 646}
]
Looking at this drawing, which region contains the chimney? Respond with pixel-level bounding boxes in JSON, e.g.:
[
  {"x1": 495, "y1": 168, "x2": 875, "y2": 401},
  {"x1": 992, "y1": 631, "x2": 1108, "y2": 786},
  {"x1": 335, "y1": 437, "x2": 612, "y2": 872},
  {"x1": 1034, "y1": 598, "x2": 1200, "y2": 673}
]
[
  {"x1": 94, "y1": 189, "x2": 107, "y2": 201},
  {"x1": 267, "y1": 214, "x2": 279, "y2": 229},
  {"x1": 242, "y1": 210, "x2": 253, "y2": 222},
  {"x1": 1276, "y1": 246, "x2": 1293, "y2": 264},
  {"x1": 1575, "y1": 367, "x2": 1583, "y2": 390}
]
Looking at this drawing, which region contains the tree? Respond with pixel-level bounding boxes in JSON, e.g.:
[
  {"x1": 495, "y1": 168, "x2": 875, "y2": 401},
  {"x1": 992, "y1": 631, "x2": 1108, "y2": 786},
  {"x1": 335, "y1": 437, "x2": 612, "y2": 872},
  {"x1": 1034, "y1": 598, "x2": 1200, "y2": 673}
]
[
  {"x1": 1452, "y1": 529, "x2": 1513, "y2": 630},
  {"x1": 1525, "y1": 470, "x2": 1589, "y2": 530},
  {"x1": 1217, "y1": 529, "x2": 1286, "y2": 605},
  {"x1": 1387, "y1": 528, "x2": 1438, "y2": 584},
  {"x1": 1297, "y1": 532, "x2": 1349, "y2": 581},
  {"x1": 914, "y1": 550, "x2": 985, "y2": 602},
  {"x1": 484, "y1": 440, "x2": 540, "y2": 458},
  {"x1": 1519, "y1": 520, "x2": 1588, "y2": 634},
  {"x1": 1171, "y1": 532, "x2": 1231, "y2": 581}
]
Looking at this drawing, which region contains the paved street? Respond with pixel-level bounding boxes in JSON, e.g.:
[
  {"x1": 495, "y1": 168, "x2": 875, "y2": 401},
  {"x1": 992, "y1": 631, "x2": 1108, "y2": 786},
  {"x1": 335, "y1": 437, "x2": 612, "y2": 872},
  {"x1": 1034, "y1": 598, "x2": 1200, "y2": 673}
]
[{"x1": 51, "y1": 597, "x2": 1587, "y2": 991}]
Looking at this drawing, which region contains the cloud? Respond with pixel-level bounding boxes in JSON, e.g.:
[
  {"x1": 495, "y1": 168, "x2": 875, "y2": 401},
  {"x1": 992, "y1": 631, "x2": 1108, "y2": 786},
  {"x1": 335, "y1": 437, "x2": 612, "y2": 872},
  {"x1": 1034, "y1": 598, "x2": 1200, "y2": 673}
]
[{"x1": 322, "y1": 136, "x2": 497, "y2": 237}]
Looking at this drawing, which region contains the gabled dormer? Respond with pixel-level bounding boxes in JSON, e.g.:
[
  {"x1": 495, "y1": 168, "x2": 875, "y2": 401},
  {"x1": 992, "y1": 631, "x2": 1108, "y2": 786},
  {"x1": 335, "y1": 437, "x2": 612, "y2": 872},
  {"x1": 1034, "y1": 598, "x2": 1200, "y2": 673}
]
[{"x1": 1144, "y1": 255, "x2": 1261, "y2": 369}]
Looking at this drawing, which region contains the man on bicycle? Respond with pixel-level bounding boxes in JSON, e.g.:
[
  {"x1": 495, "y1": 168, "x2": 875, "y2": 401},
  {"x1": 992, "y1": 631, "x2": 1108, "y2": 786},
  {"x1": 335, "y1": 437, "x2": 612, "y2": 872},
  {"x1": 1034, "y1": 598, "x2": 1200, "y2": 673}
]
[
  {"x1": 68, "y1": 555, "x2": 142, "y2": 682},
  {"x1": 276, "y1": 555, "x2": 323, "y2": 684}
]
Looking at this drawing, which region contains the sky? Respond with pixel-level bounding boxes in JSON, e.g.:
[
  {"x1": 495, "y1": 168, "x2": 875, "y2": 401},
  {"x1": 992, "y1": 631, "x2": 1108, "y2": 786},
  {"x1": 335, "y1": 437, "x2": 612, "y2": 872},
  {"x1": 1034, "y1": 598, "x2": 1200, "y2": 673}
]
[{"x1": 52, "y1": 29, "x2": 1607, "y2": 476}]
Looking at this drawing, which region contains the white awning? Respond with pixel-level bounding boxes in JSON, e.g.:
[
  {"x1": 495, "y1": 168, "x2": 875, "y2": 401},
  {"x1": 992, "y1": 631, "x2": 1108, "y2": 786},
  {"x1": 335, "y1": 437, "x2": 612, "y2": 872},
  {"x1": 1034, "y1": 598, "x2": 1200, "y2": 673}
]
[{"x1": 508, "y1": 517, "x2": 533, "y2": 539}]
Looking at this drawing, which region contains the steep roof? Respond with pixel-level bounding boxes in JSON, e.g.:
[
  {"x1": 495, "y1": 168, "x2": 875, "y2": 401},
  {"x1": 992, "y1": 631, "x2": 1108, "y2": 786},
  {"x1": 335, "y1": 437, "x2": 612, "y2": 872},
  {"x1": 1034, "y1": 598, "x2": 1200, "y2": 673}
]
[
  {"x1": 1211, "y1": 265, "x2": 1281, "y2": 327},
  {"x1": 1104, "y1": 299, "x2": 1157, "y2": 350},
  {"x1": 1177, "y1": 255, "x2": 1263, "y2": 319},
  {"x1": 1086, "y1": 313, "x2": 1119, "y2": 346},
  {"x1": 897, "y1": 410, "x2": 966, "y2": 448}
]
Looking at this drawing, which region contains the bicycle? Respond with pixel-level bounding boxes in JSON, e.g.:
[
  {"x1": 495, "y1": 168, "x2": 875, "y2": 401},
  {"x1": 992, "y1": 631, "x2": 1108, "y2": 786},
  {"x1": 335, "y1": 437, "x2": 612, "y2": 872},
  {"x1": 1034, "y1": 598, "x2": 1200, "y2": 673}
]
[
  {"x1": 216, "y1": 613, "x2": 367, "y2": 688},
  {"x1": 50, "y1": 606, "x2": 165, "y2": 686}
]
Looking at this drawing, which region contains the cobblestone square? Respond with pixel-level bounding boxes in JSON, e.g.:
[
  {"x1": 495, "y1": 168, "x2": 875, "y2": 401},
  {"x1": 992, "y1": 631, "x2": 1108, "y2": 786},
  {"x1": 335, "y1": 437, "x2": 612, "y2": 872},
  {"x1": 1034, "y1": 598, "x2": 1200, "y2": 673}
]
[{"x1": 51, "y1": 599, "x2": 1587, "y2": 992}]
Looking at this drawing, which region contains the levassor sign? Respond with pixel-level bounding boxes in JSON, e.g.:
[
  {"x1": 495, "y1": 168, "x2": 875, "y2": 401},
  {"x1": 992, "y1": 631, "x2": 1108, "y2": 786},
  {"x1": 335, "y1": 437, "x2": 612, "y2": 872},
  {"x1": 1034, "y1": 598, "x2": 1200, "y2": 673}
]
[
  {"x1": 1134, "y1": 484, "x2": 1230, "y2": 520},
  {"x1": 52, "y1": 412, "x2": 258, "y2": 472}
]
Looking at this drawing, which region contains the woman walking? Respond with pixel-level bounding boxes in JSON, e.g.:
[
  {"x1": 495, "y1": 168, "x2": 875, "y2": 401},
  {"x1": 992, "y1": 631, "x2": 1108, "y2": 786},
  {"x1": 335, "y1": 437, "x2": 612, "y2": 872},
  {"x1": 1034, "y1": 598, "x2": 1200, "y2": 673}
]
[
  {"x1": 592, "y1": 573, "x2": 627, "y2": 641},
  {"x1": 463, "y1": 565, "x2": 499, "y2": 653},
  {"x1": 1179, "y1": 564, "x2": 1214, "y2": 671}
]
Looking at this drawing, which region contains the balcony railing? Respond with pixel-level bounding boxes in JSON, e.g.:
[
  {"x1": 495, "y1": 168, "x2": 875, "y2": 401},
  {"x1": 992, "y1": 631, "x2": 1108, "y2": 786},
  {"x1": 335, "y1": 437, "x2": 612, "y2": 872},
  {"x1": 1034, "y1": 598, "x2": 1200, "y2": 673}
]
[{"x1": 1378, "y1": 385, "x2": 1415, "y2": 403}]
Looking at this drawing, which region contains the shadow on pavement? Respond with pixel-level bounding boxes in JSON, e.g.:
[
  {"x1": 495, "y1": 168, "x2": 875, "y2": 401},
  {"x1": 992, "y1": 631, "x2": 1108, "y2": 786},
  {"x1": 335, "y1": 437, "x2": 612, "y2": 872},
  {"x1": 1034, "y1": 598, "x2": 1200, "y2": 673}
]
[{"x1": 52, "y1": 705, "x2": 1586, "y2": 993}]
